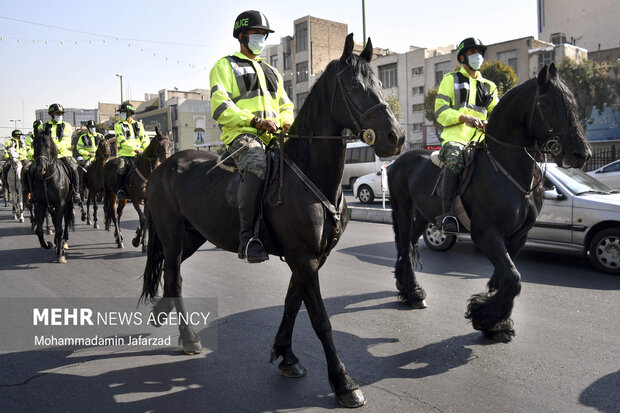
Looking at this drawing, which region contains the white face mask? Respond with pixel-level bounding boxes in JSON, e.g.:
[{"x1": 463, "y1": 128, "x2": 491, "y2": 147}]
[
  {"x1": 467, "y1": 53, "x2": 484, "y2": 71},
  {"x1": 247, "y1": 33, "x2": 266, "y2": 55},
  {"x1": 120, "y1": 112, "x2": 128, "y2": 121},
  {"x1": 54, "y1": 115, "x2": 63, "y2": 123},
  {"x1": 88, "y1": 127, "x2": 96, "y2": 134}
]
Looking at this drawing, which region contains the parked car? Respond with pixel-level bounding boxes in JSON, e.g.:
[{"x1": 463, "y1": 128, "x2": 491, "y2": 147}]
[
  {"x1": 423, "y1": 164, "x2": 620, "y2": 274},
  {"x1": 352, "y1": 162, "x2": 392, "y2": 204},
  {"x1": 341, "y1": 142, "x2": 380, "y2": 188},
  {"x1": 587, "y1": 159, "x2": 620, "y2": 190}
]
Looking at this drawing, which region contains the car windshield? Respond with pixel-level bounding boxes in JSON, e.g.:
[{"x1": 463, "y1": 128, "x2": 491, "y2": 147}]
[{"x1": 551, "y1": 166, "x2": 619, "y2": 195}]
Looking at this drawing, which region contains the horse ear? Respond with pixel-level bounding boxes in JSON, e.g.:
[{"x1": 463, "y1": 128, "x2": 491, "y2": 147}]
[
  {"x1": 340, "y1": 33, "x2": 355, "y2": 64},
  {"x1": 155, "y1": 126, "x2": 160, "y2": 136},
  {"x1": 360, "y1": 38, "x2": 373, "y2": 62},
  {"x1": 549, "y1": 62, "x2": 558, "y2": 79},
  {"x1": 537, "y1": 65, "x2": 550, "y2": 90}
]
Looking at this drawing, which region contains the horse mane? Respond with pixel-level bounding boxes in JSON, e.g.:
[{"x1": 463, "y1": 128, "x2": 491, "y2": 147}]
[
  {"x1": 35, "y1": 133, "x2": 59, "y2": 159},
  {"x1": 286, "y1": 54, "x2": 377, "y2": 167}
]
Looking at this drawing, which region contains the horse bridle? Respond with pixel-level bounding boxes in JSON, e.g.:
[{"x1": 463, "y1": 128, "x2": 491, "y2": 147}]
[
  {"x1": 527, "y1": 87, "x2": 563, "y2": 156},
  {"x1": 133, "y1": 137, "x2": 171, "y2": 184},
  {"x1": 35, "y1": 155, "x2": 56, "y2": 180}
]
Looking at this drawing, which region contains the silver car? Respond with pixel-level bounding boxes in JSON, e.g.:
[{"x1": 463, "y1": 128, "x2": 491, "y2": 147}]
[
  {"x1": 587, "y1": 159, "x2": 620, "y2": 190},
  {"x1": 423, "y1": 164, "x2": 620, "y2": 274}
]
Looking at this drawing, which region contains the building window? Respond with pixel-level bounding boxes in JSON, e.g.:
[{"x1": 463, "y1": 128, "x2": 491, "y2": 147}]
[
  {"x1": 412, "y1": 122, "x2": 424, "y2": 132},
  {"x1": 296, "y1": 61, "x2": 308, "y2": 83},
  {"x1": 435, "y1": 61, "x2": 452, "y2": 86},
  {"x1": 284, "y1": 80, "x2": 292, "y2": 98},
  {"x1": 270, "y1": 55, "x2": 278, "y2": 68},
  {"x1": 378, "y1": 63, "x2": 397, "y2": 88},
  {"x1": 296, "y1": 92, "x2": 308, "y2": 109},
  {"x1": 411, "y1": 66, "x2": 424, "y2": 77},
  {"x1": 497, "y1": 50, "x2": 517, "y2": 74},
  {"x1": 295, "y1": 22, "x2": 308, "y2": 52},
  {"x1": 411, "y1": 86, "x2": 424, "y2": 96},
  {"x1": 283, "y1": 53, "x2": 291, "y2": 70},
  {"x1": 538, "y1": 51, "x2": 554, "y2": 71},
  {"x1": 412, "y1": 103, "x2": 424, "y2": 112}
]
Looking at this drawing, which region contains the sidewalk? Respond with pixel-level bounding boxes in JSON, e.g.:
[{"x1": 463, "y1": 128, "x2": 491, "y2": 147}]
[{"x1": 347, "y1": 206, "x2": 392, "y2": 224}]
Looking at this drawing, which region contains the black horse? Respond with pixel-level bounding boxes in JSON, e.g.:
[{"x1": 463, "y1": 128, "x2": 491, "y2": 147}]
[
  {"x1": 388, "y1": 64, "x2": 591, "y2": 341},
  {"x1": 31, "y1": 133, "x2": 75, "y2": 263},
  {"x1": 80, "y1": 138, "x2": 111, "y2": 228},
  {"x1": 102, "y1": 128, "x2": 171, "y2": 249},
  {"x1": 140, "y1": 34, "x2": 403, "y2": 407}
]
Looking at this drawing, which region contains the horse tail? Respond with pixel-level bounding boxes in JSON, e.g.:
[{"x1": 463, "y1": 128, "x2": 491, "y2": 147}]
[{"x1": 140, "y1": 205, "x2": 164, "y2": 303}]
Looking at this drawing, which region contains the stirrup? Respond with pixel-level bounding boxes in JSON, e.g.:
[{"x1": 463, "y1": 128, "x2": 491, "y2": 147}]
[
  {"x1": 441, "y1": 215, "x2": 460, "y2": 234},
  {"x1": 117, "y1": 190, "x2": 126, "y2": 200},
  {"x1": 244, "y1": 237, "x2": 268, "y2": 263}
]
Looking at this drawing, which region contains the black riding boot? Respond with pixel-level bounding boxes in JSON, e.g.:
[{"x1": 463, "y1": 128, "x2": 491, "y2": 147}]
[
  {"x1": 116, "y1": 167, "x2": 126, "y2": 200},
  {"x1": 69, "y1": 163, "x2": 81, "y2": 203},
  {"x1": 435, "y1": 168, "x2": 460, "y2": 233},
  {"x1": 237, "y1": 172, "x2": 268, "y2": 263}
]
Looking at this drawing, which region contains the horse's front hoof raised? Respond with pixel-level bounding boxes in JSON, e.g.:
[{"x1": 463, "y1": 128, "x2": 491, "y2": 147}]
[
  {"x1": 279, "y1": 361, "x2": 307, "y2": 378},
  {"x1": 337, "y1": 389, "x2": 366, "y2": 408},
  {"x1": 183, "y1": 340, "x2": 204, "y2": 355},
  {"x1": 411, "y1": 299, "x2": 427, "y2": 309},
  {"x1": 132, "y1": 237, "x2": 140, "y2": 248}
]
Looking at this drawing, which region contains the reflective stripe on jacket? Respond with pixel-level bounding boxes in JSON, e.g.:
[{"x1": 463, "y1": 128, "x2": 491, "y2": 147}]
[
  {"x1": 435, "y1": 67, "x2": 498, "y2": 145},
  {"x1": 77, "y1": 132, "x2": 101, "y2": 159},
  {"x1": 114, "y1": 120, "x2": 149, "y2": 157},
  {"x1": 38, "y1": 121, "x2": 74, "y2": 158},
  {"x1": 3, "y1": 138, "x2": 26, "y2": 160},
  {"x1": 25, "y1": 134, "x2": 34, "y2": 160},
  {"x1": 209, "y1": 52, "x2": 294, "y2": 147}
]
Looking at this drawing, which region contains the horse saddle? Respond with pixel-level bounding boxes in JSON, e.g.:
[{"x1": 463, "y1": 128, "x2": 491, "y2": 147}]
[
  {"x1": 431, "y1": 143, "x2": 480, "y2": 232},
  {"x1": 223, "y1": 148, "x2": 281, "y2": 208}
]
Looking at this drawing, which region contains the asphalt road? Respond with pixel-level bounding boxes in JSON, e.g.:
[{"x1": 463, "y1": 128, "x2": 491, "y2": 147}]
[{"x1": 0, "y1": 202, "x2": 618, "y2": 412}]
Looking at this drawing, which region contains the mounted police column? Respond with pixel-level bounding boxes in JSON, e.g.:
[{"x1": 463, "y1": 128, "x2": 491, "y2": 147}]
[{"x1": 209, "y1": 10, "x2": 294, "y2": 263}]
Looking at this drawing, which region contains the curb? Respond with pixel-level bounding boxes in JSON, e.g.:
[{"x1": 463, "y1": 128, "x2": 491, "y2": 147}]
[{"x1": 348, "y1": 207, "x2": 393, "y2": 224}]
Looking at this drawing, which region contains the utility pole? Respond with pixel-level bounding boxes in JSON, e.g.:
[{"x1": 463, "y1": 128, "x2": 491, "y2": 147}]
[
  {"x1": 362, "y1": 0, "x2": 366, "y2": 47},
  {"x1": 116, "y1": 74, "x2": 123, "y2": 103}
]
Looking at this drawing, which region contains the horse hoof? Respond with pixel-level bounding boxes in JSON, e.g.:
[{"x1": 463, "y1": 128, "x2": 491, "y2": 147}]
[
  {"x1": 57, "y1": 256, "x2": 66, "y2": 263},
  {"x1": 183, "y1": 341, "x2": 204, "y2": 355},
  {"x1": 337, "y1": 389, "x2": 366, "y2": 408},
  {"x1": 47, "y1": 230, "x2": 53, "y2": 235},
  {"x1": 142, "y1": 244, "x2": 147, "y2": 253},
  {"x1": 86, "y1": 219, "x2": 92, "y2": 225},
  {"x1": 411, "y1": 299, "x2": 427, "y2": 309},
  {"x1": 81, "y1": 213, "x2": 86, "y2": 222},
  {"x1": 118, "y1": 242, "x2": 124, "y2": 248},
  {"x1": 489, "y1": 331, "x2": 512, "y2": 343},
  {"x1": 94, "y1": 223, "x2": 99, "y2": 229},
  {"x1": 45, "y1": 242, "x2": 53, "y2": 249},
  {"x1": 132, "y1": 238, "x2": 140, "y2": 248},
  {"x1": 19, "y1": 217, "x2": 24, "y2": 223},
  {"x1": 62, "y1": 242, "x2": 69, "y2": 250},
  {"x1": 279, "y1": 362, "x2": 307, "y2": 378}
]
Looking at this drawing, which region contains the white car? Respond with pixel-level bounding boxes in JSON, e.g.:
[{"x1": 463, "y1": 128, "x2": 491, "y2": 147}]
[
  {"x1": 352, "y1": 162, "x2": 392, "y2": 204},
  {"x1": 587, "y1": 159, "x2": 620, "y2": 190},
  {"x1": 423, "y1": 164, "x2": 620, "y2": 274}
]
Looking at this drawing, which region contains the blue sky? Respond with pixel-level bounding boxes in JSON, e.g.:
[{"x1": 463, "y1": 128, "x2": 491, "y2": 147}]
[{"x1": 0, "y1": 0, "x2": 537, "y2": 134}]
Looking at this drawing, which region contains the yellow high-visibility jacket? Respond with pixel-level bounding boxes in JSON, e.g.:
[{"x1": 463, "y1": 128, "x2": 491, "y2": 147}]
[
  {"x1": 210, "y1": 51, "x2": 294, "y2": 147},
  {"x1": 38, "y1": 120, "x2": 74, "y2": 158},
  {"x1": 114, "y1": 119, "x2": 149, "y2": 157},
  {"x1": 435, "y1": 66, "x2": 498, "y2": 145},
  {"x1": 76, "y1": 132, "x2": 102, "y2": 160},
  {"x1": 3, "y1": 138, "x2": 26, "y2": 160}
]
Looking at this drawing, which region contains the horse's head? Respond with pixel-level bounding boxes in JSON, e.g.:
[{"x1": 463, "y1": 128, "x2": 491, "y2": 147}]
[
  {"x1": 32, "y1": 133, "x2": 57, "y2": 176},
  {"x1": 96, "y1": 138, "x2": 111, "y2": 160},
  {"x1": 330, "y1": 34, "x2": 404, "y2": 157},
  {"x1": 531, "y1": 63, "x2": 592, "y2": 168},
  {"x1": 146, "y1": 127, "x2": 171, "y2": 168}
]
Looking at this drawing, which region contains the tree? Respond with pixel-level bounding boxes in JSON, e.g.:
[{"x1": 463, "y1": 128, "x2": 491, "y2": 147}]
[
  {"x1": 558, "y1": 58, "x2": 618, "y2": 125},
  {"x1": 480, "y1": 60, "x2": 518, "y2": 97},
  {"x1": 424, "y1": 87, "x2": 442, "y2": 134},
  {"x1": 384, "y1": 88, "x2": 402, "y2": 121}
]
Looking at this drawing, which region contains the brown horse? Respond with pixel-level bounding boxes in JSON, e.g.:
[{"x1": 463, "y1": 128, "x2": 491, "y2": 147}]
[
  {"x1": 79, "y1": 138, "x2": 111, "y2": 228},
  {"x1": 140, "y1": 34, "x2": 404, "y2": 407},
  {"x1": 102, "y1": 128, "x2": 171, "y2": 249}
]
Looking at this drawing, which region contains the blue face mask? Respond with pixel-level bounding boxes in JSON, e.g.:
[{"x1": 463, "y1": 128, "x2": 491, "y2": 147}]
[
  {"x1": 88, "y1": 127, "x2": 96, "y2": 134},
  {"x1": 120, "y1": 112, "x2": 128, "y2": 121},
  {"x1": 467, "y1": 53, "x2": 484, "y2": 71},
  {"x1": 54, "y1": 115, "x2": 63, "y2": 123},
  {"x1": 247, "y1": 33, "x2": 266, "y2": 55}
]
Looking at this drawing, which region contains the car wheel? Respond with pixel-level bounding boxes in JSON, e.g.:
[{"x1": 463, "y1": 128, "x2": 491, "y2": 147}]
[
  {"x1": 357, "y1": 184, "x2": 374, "y2": 204},
  {"x1": 588, "y1": 228, "x2": 620, "y2": 275},
  {"x1": 423, "y1": 222, "x2": 457, "y2": 251}
]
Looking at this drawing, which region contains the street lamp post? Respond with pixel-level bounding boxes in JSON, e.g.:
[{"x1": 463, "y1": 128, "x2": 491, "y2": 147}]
[
  {"x1": 9, "y1": 119, "x2": 21, "y2": 130},
  {"x1": 115, "y1": 74, "x2": 123, "y2": 103}
]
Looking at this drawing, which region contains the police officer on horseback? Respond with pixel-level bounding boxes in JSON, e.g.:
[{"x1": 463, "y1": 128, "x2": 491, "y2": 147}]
[
  {"x1": 434, "y1": 37, "x2": 498, "y2": 233},
  {"x1": 210, "y1": 10, "x2": 294, "y2": 263},
  {"x1": 38, "y1": 103, "x2": 81, "y2": 202},
  {"x1": 77, "y1": 120, "x2": 103, "y2": 167},
  {"x1": 25, "y1": 120, "x2": 42, "y2": 162},
  {"x1": 114, "y1": 102, "x2": 149, "y2": 200},
  {"x1": 3, "y1": 129, "x2": 26, "y2": 181}
]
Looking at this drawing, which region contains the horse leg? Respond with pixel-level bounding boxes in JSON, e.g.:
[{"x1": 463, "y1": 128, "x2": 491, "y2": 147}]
[
  {"x1": 34, "y1": 203, "x2": 53, "y2": 249},
  {"x1": 131, "y1": 199, "x2": 145, "y2": 249},
  {"x1": 293, "y1": 260, "x2": 365, "y2": 408},
  {"x1": 466, "y1": 232, "x2": 522, "y2": 342},
  {"x1": 392, "y1": 204, "x2": 427, "y2": 308},
  {"x1": 270, "y1": 279, "x2": 307, "y2": 377},
  {"x1": 51, "y1": 208, "x2": 66, "y2": 263}
]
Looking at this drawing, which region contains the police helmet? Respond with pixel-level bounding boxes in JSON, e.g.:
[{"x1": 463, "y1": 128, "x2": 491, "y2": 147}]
[
  {"x1": 11, "y1": 130, "x2": 23, "y2": 138},
  {"x1": 119, "y1": 102, "x2": 136, "y2": 114},
  {"x1": 457, "y1": 37, "x2": 487, "y2": 60},
  {"x1": 48, "y1": 103, "x2": 65, "y2": 114},
  {"x1": 232, "y1": 10, "x2": 274, "y2": 39},
  {"x1": 33, "y1": 120, "x2": 43, "y2": 128},
  {"x1": 86, "y1": 120, "x2": 96, "y2": 128}
]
